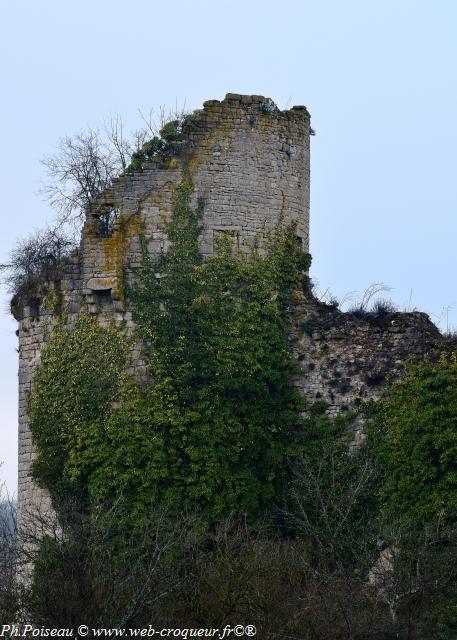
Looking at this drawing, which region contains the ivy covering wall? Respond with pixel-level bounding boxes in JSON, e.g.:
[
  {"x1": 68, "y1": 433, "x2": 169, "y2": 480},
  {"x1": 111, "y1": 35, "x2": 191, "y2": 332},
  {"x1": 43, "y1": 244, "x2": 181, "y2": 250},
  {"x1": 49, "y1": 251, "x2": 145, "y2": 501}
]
[{"x1": 29, "y1": 178, "x2": 311, "y2": 524}]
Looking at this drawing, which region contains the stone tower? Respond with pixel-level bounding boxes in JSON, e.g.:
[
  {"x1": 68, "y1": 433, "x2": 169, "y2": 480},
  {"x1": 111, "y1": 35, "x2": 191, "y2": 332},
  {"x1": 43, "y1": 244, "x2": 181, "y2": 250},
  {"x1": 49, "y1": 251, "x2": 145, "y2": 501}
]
[
  {"x1": 13, "y1": 92, "x2": 442, "y2": 540},
  {"x1": 13, "y1": 94, "x2": 312, "y2": 528}
]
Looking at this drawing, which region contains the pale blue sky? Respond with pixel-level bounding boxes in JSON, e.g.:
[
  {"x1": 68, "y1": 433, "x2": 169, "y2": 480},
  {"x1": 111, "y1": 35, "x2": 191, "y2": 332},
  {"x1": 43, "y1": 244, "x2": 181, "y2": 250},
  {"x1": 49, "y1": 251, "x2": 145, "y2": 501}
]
[{"x1": 1, "y1": 0, "x2": 457, "y2": 493}]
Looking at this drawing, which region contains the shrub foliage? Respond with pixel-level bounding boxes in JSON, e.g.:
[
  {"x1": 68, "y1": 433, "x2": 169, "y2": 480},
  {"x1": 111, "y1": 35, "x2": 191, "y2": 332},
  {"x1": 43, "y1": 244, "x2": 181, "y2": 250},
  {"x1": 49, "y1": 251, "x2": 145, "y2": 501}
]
[
  {"x1": 371, "y1": 353, "x2": 457, "y2": 530},
  {"x1": 368, "y1": 353, "x2": 457, "y2": 638}
]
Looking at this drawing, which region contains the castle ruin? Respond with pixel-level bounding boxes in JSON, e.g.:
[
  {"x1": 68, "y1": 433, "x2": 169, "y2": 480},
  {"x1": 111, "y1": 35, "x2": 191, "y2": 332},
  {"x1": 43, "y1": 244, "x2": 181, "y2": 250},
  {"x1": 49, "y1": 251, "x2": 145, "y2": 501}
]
[{"x1": 12, "y1": 93, "x2": 442, "y2": 532}]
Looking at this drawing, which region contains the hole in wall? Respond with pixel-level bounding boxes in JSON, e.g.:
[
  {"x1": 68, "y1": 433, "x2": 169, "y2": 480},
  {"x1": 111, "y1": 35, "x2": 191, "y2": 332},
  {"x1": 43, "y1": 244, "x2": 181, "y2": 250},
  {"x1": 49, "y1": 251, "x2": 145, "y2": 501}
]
[
  {"x1": 93, "y1": 289, "x2": 112, "y2": 312},
  {"x1": 93, "y1": 207, "x2": 119, "y2": 238}
]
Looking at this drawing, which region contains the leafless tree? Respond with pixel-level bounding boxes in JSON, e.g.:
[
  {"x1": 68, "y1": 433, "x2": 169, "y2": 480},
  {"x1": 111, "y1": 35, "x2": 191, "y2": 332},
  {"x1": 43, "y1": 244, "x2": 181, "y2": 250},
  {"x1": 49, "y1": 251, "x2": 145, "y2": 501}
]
[
  {"x1": 0, "y1": 226, "x2": 77, "y2": 300},
  {"x1": 40, "y1": 121, "x2": 130, "y2": 228},
  {"x1": 1, "y1": 105, "x2": 193, "y2": 301},
  {"x1": 40, "y1": 105, "x2": 190, "y2": 230},
  {"x1": 287, "y1": 444, "x2": 378, "y2": 570},
  {"x1": 14, "y1": 497, "x2": 193, "y2": 627}
]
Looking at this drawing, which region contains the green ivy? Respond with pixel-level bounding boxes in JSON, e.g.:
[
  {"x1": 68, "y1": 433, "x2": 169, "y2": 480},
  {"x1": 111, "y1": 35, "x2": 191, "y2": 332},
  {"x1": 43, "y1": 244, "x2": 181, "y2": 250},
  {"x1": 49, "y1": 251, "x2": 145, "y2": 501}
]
[
  {"x1": 29, "y1": 313, "x2": 130, "y2": 501},
  {"x1": 124, "y1": 111, "x2": 203, "y2": 174},
  {"x1": 369, "y1": 352, "x2": 457, "y2": 530},
  {"x1": 30, "y1": 176, "x2": 311, "y2": 523},
  {"x1": 364, "y1": 353, "x2": 457, "y2": 638},
  {"x1": 127, "y1": 137, "x2": 164, "y2": 173},
  {"x1": 124, "y1": 181, "x2": 309, "y2": 519}
]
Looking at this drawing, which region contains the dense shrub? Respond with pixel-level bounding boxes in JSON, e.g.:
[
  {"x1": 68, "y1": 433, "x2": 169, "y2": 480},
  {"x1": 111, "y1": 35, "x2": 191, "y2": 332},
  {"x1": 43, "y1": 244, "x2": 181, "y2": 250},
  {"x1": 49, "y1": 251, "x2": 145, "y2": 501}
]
[
  {"x1": 368, "y1": 353, "x2": 457, "y2": 638},
  {"x1": 26, "y1": 508, "x2": 394, "y2": 636},
  {"x1": 370, "y1": 353, "x2": 457, "y2": 529}
]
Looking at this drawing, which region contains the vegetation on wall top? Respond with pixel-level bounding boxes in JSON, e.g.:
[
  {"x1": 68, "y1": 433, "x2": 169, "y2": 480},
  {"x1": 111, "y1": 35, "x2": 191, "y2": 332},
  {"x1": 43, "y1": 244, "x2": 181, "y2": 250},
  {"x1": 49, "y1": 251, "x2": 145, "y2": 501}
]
[{"x1": 1, "y1": 227, "x2": 77, "y2": 305}]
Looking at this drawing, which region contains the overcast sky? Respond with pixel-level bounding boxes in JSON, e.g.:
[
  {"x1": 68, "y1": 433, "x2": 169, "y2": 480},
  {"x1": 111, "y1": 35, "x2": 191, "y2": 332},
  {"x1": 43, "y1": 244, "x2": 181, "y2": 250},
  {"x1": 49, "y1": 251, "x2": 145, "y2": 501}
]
[{"x1": 1, "y1": 0, "x2": 456, "y2": 494}]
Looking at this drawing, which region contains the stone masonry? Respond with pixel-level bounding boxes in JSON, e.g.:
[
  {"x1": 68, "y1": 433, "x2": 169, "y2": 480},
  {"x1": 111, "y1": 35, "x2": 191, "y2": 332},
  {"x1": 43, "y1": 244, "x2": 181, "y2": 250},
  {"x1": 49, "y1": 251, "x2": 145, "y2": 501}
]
[{"x1": 12, "y1": 93, "x2": 444, "y2": 534}]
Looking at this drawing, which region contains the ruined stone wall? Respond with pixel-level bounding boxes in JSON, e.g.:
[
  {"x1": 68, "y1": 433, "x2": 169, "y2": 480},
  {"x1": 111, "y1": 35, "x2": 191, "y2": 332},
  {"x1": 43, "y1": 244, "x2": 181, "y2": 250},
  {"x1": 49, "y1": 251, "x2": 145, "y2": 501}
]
[
  {"x1": 14, "y1": 93, "x2": 444, "y2": 537},
  {"x1": 290, "y1": 298, "x2": 442, "y2": 443},
  {"x1": 16, "y1": 256, "x2": 84, "y2": 534},
  {"x1": 81, "y1": 93, "x2": 311, "y2": 304},
  {"x1": 15, "y1": 93, "x2": 311, "y2": 531}
]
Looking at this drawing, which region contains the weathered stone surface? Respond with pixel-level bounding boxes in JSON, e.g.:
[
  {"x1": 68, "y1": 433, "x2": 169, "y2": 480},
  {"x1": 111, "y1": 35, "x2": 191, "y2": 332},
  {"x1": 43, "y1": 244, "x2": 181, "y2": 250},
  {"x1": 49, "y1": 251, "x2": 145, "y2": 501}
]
[{"x1": 290, "y1": 297, "x2": 442, "y2": 416}]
